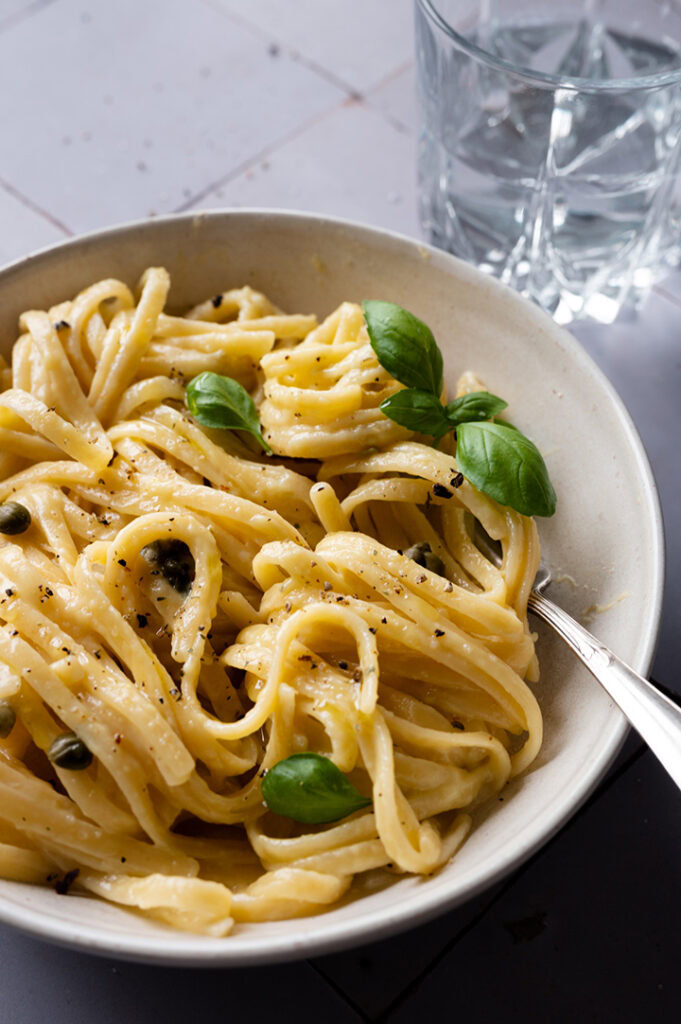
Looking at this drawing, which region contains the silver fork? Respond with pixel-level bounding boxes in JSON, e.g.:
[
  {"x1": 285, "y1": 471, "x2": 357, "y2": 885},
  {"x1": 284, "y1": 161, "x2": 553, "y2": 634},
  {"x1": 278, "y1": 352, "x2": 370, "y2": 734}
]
[{"x1": 475, "y1": 525, "x2": 681, "y2": 790}]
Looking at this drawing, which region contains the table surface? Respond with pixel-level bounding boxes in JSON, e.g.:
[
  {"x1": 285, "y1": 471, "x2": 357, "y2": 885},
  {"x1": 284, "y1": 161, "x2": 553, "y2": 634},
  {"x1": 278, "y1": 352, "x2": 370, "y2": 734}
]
[{"x1": 1, "y1": 1, "x2": 679, "y2": 1021}]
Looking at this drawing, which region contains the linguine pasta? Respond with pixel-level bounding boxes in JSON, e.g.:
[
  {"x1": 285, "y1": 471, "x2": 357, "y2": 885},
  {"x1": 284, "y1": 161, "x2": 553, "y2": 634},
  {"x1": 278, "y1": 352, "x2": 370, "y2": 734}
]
[{"x1": 0, "y1": 269, "x2": 541, "y2": 936}]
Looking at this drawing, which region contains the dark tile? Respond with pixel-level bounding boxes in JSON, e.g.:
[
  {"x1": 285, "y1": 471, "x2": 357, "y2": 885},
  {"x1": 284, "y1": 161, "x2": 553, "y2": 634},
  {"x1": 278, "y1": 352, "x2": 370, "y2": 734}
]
[
  {"x1": 0, "y1": 929, "x2": 361, "y2": 1024},
  {"x1": 572, "y1": 301, "x2": 681, "y2": 692},
  {"x1": 311, "y1": 732, "x2": 643, "y2": 1019},
  {"x1": 311, "y1": 883, "x2": 504, "y2": 1019},
  {"x1": 388, "y1": 748, "x2": 681, "y2": 1023}
]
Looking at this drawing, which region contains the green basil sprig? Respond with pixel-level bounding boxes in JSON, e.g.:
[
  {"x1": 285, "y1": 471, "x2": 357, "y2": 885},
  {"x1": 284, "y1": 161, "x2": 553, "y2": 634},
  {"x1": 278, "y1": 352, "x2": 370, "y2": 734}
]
[
  {"x1": 362, "y1": 300, "x2": 556, "y2": 518},
  {"x1": 457, "y1": 421, "x2": 556, "y2": 518},
  {"x1": 445, "y1": 391, "x2": 508, "y2": 427},
  {"x1": 363, "y1": 300, "x2": 443, "y2": 396},
  {"x1": 380, "y1": 387, "x2": 508, "y2": 441},
  {"x1": 186, "y1": 371, "x2": 272, "y2": 454},
  {"x1": 379, "y1": 388, "x2": 453, "y2": 440},
  {"x1": 261, "y1": 752, "x2": 371, "y2": 824}
]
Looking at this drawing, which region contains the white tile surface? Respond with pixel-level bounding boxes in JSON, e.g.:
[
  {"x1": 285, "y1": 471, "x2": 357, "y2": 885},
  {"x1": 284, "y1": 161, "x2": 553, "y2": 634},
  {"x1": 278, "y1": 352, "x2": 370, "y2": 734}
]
[
  {"x1": 655, "y1": 270, "x2": 681, "y2": 308},
  {"x1": 1, "y1": 0, "x2": 342, "y2": 232},
  {"x1": 368, "y1": 62, "x2": 418, "y2": 135},
  {"x1": 212, "y1": 0, "x2": 415, "y2": 93},
  {"x1": 192, "y1": 98, "x2": 421, "y2": 237},
  {"x1": 0, "y1": 186, "x2": 68, "y2": 267},
  {"x1": 0, "y1": 0, "x2": 52, "y2": 33}
]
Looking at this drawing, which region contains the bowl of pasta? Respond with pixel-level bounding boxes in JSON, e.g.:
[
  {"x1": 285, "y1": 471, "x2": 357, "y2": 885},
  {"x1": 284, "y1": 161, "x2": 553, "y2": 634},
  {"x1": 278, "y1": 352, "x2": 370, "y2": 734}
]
[{"x1": 0, "y1": 210, "x2": 663, "y2": 964}]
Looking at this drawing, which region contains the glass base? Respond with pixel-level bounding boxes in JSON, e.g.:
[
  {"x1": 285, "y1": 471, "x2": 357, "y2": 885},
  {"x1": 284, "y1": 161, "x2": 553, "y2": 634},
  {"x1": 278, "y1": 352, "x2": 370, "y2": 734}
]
[{"x1": 427, "y1": 224, "x2": 681, "y2": 324}]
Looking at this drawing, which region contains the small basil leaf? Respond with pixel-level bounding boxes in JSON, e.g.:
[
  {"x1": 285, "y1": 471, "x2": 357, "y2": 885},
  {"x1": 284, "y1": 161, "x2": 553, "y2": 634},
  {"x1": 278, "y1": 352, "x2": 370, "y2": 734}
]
[
  {"x1": 445, "y1": 391, "x2": 508, "y2": 427},
  {"x1": 456, "y1": 421, "x2": 557, "y2": 518},
  {"x1": 261, "y1": 752, "x2": 371, "y2": 824},
  {"x1": 363, "y1": 300, "x2": 443, "y2": 396},
  {"x1": 380, "y1": 388, "x2": 452, "y2": 439},
  {"x1": 186, "y1": 372, "x2": 272, "y2": 454}
]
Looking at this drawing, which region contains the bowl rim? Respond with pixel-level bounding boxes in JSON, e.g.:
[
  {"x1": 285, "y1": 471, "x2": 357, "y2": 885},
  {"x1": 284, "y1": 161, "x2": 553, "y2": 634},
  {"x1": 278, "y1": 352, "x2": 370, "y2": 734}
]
[{"x1": 0, "y1": 208, "x2": 665, "y2": 966}]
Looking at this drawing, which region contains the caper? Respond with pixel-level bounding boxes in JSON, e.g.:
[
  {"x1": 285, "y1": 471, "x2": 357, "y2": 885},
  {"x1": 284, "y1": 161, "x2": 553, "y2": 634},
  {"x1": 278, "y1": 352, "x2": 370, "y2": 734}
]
[
  {"x1": 423, "y1": 550, "x2": 446, "y2": 576},
  {"x1": 0, "y1": 502, "x2": 31, "y2": 536},
  {"x1": 140, "y1": 540, "x2": 162, "y2": 565},
  {"x1": 404, "y1": 541, "x2": 446, "y2": 577},
  {"x1": 404, "y1": 541, "x2": 430, "y2": 566},
  {"x1": 160, "y1": 556, "x2": 193, "y2": 593},
  {"x1": 141, "y1": 539, "x2": 195, "y2": 594},
  {"x1": 0, "y1": 701, "x2": 16, "y2": 739},
  {"x1": 48, "y1": 733, "x2": 93, "y2": 771}
]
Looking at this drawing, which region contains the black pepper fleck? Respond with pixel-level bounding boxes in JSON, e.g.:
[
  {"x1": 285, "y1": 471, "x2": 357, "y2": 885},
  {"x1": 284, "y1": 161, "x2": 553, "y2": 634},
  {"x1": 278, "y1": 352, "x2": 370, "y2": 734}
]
[
  {"x1": 432, "y1": 483, "x2": 453, "y2": 499},
  {"x1": 54, "y1": 868, "x2": 79, "y2": 895}
]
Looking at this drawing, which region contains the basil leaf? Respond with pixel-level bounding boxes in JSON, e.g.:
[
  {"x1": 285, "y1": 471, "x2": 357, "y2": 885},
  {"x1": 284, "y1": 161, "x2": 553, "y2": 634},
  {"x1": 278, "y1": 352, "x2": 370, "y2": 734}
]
[
  {"x1": 261, "y1": 752, "x2": 371, "y2": 824},
  {"x1": 380, "y1": 388, "x2": 452, "y2": 439},
  {"x1": 445, "y1": 391, "x2": 507, "y2": 427},
  {"x1": 186, "y1": 372, "x2": 272, "y2": 454},
  {"x1": 456, "y1": 421, "x2": 556, "y2": 517},
  {"x1": 363, "y1": 300, "x2": 443, "y2": 396}
]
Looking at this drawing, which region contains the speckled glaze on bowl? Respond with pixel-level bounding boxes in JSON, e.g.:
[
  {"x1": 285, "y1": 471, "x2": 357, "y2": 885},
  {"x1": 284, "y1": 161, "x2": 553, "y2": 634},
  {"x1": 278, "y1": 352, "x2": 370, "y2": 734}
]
[{"x1": 0, "y1": 211, "x2": 664, "y2": 966}]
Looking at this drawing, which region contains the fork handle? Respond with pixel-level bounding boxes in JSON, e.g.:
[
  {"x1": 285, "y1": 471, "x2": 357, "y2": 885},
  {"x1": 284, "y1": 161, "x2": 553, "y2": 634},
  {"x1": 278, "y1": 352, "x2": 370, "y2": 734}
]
[{"x1": 529, "y1": 591, "x2": 681, "y2": 790}]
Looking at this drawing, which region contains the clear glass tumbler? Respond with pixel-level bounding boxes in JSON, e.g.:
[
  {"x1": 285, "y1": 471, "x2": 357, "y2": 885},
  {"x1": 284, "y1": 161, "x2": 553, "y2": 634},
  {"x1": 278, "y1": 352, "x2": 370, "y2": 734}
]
[{"x1": 415, "y1": 0, "x2": 681, "y2": 323}]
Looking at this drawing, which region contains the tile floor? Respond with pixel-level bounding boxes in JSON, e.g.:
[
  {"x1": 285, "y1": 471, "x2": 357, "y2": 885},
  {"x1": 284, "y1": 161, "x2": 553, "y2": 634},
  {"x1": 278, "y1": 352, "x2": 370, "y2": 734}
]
[{"x1": 1, "y1": 1, "x2": 680, "y2": 1021}]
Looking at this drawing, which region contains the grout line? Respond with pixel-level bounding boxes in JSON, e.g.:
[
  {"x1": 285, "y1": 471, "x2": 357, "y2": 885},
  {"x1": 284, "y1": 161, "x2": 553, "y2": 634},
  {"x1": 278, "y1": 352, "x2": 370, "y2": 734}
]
[
  {"x1": 192, "y1": 0, "x2": 417, "y2": 204},
  {"x1": 376, "y1": 882, "x2": 519, "y2": 1022},
  {"x1": 0, "y1": 178, "x2": 73, "y2": 236},
  {"x1": 366, "y1": 59, "x2": 415, "y2": 95},
  {"x1": 307, "y1": 960, "x2": 372, "y2": 1023},
  {"x1": 176, "y1": 0, "x2": 365, "y2": 211},
  {"x1": 200, "y1": 0, "x2": 415, "y2": 128},
  {"x1": 199, "y1": 0, "x2": 359, "y2": 98},
  {"x1": 0, "y1": 0, "x2": 57, "y2": 36},
  {"x1": 362, "y1": 59, "x2": 415, "y2": 136},
  {"x1": 288, "y1": 49, "x2": 363, "y2": 102},
  {"x1": 292, "y1": 53, "x2": 416, "y2": 111},
  {"x1": 652, "y1": 281, "x2": 681, "y2": 309},
  {"x1": 173, "y1": 96, "x2": 346, "y2": 212},
  {"x1": 362, "y1": 100, "x2": 412, "y2": 138},
  {"x1": 174, "y1": 57, "x2": 417, "y2": 212},
  {"x1": 374, "y1": 740, "x2": 648, "y2": 1022}
]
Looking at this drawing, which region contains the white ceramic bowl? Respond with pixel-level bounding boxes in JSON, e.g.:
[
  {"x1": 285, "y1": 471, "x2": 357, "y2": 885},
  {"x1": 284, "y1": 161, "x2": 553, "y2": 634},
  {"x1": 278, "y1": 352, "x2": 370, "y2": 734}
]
[{"x1": 0, "y1": 211, "x2": 664, "y2": 965}]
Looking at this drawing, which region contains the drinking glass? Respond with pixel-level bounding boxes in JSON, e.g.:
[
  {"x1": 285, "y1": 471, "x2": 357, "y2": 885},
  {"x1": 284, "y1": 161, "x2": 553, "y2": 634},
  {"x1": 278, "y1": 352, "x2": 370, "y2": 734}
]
[{"x1": 415, "y1": 0, "x2": 681, "y2": 323}]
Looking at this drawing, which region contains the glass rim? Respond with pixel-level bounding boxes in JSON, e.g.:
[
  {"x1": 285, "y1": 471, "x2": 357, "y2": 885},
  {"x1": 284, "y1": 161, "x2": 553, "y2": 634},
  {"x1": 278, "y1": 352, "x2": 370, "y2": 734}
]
[{"x1": 417, "y1": 0, "x2": 681, "y2": 91}]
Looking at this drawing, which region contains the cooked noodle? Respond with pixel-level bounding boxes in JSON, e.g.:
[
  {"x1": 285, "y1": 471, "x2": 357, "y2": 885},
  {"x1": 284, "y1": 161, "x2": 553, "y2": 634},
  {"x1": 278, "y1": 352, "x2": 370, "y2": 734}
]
[{"x1": 0, "y1": 269, "x2": 541, "y2": 935}]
